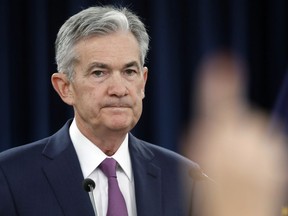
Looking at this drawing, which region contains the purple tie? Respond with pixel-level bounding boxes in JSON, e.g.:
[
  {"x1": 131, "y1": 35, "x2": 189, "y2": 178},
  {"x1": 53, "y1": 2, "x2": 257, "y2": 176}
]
[{"x1": 99, "y1": 158, "x2": 128, "y2": 216}]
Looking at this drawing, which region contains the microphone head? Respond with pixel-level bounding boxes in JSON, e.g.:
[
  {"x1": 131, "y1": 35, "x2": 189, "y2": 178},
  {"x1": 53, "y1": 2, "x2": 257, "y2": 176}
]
[{"x1": 82, "y1": 178, "x2": 96, "y2": 192}]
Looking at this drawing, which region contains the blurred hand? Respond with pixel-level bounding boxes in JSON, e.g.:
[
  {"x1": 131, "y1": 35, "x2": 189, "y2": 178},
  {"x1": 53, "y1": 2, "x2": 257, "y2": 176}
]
[{"x1": 183, "y1": 51, "x2": 288, "y2": 216}]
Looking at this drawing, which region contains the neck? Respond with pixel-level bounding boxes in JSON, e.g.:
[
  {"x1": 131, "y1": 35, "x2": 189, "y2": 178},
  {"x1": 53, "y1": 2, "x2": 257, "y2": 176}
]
[
  {"x1": 74, "y1": 118, "x2": 129, "y2": 156},
  {"x1": 95, "y1": 134, "x2": 127, "y2": 156},
  {"x1": 82, "y1": 129, "x2": 127, "y2": 156}
]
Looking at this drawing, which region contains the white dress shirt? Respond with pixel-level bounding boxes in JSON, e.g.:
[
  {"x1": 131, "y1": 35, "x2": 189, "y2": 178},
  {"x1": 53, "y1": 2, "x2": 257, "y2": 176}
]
[{"x1": 69, "y1": 119, "x2": 137, "y2": 216}]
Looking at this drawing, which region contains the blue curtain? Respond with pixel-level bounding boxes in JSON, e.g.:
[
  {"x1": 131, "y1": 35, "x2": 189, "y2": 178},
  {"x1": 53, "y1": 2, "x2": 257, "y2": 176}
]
[{"x1": 0, "y1": 0, "x2": 287, "y2": 152}]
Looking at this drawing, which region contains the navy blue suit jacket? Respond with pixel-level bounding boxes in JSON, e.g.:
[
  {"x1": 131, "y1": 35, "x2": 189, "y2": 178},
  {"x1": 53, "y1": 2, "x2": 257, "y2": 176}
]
[{"x1": 0, "y1": 120, "x2": 204, "y2": 216}]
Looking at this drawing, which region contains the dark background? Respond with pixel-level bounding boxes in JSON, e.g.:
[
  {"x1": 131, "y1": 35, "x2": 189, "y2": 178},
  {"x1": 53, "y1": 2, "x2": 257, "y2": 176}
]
[{"x1": 0, "y1": 0, "x2": 287, "y2": 152}]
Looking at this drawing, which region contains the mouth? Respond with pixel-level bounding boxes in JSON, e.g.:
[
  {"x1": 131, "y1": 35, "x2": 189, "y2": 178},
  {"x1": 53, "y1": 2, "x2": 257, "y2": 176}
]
[
  {"x1": 102, "y1": 104, "x2": 131, "y2": 111},
  {"x1": 102, "y1": 102, "x2": 131, "y2": 108},
  {"x1": 101, "y1": 106, "x2": 131, "y2": 115},
  {"x1": 105, "y1": 106, "x2": 129, "y2": 109},
  {"x1": 105, "y1": 104, "x2": 129, "y2": 108}
]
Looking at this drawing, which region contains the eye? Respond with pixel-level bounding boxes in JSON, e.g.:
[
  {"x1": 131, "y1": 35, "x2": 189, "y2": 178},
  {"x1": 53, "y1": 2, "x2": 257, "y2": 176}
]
[
  {"x1": 92, "y1": 70, "x2": 105, "y2": 77},
  {"x1": 125, "y1": 69, "x2": 138, "y2": 76}
]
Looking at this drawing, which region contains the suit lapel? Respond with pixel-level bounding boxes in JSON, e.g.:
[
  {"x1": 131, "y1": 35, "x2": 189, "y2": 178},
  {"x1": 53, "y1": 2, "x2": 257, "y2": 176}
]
[
  {"x1": 40, "y1": 122, "x2": 164, "y2": 216},
  {"x1": 41, "y1": 121, "x2": 95, "y2": 216},
  {"x1": 129, "y1": 134, "x2": 163, "y2": 216}
]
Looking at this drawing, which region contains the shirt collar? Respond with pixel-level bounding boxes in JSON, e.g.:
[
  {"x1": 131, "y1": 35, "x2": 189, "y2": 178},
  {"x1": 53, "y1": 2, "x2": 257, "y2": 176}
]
[
  {"x1": 69, "y1": 119, "x2": 132, "y2": 181},
  {"x1": 112, "y1": 135, "x2": 132, "y2": 181}
]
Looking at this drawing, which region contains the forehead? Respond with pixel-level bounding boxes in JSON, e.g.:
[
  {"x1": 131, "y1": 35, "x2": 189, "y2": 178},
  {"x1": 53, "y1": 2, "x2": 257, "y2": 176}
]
[{"x1": 74, "y1": 31, "x2": 141, "y2": 67}]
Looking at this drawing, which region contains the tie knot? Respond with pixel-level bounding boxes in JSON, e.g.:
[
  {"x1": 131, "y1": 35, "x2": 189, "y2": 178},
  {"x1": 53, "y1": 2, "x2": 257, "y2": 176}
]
[{"x1": 99, "y1": 158, "x2": 117, "y2": 178}]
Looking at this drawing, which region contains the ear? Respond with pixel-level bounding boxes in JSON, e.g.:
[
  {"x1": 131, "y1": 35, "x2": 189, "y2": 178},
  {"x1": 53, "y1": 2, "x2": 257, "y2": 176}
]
[
  {"x1": 51, "y1": 73, "x2": 74, "y2": 105},
  {"x1": 141, "y1": 67, "x2": 148, "y2": 99}
]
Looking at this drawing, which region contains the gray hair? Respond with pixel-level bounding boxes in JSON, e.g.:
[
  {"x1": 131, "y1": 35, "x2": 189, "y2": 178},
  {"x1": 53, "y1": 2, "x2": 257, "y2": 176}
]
[{"x1": 55, "y1": 6, "x2": 150, "y2": 80}]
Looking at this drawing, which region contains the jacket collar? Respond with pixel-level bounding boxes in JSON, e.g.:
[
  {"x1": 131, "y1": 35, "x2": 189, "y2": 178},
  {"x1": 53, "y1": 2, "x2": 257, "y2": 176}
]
[
  {"x1": 129, "y1": 134, "x2": 163, "y2": 216},
  {"x1": 41, "y1": 120, "x2": 95, "y2": 216}
]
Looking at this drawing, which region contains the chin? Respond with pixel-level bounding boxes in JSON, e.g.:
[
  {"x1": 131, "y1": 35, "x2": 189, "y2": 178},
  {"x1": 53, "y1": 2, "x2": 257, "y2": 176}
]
[{"x1": 108, "y1": 121, "x2": 136, "y2": 132}]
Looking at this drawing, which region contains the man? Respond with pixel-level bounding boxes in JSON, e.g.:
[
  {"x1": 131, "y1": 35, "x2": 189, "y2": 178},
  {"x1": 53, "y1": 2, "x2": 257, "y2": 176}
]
[{"x1": 0, "y1": 6, "x2": 203, "y2": 216}]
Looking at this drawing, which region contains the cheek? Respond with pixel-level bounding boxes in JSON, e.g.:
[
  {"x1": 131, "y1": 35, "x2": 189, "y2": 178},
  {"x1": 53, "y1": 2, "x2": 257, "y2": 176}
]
[
  {"x1": 136, "y1": 81, "x2": 146, "y2": 97},
  {"x1": 134, "y1": 90, "x2": 144, "y2": 113},
  {"x1": 133, "y1": 87, "x2": 145, "y2": 101},
  {"x1": 73, "y1": 86, "x2": 100, "y2": 106}
]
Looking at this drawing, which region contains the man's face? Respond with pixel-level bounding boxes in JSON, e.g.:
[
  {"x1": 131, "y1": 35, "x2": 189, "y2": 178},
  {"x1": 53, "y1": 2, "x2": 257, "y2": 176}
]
[{"x1": 67, "y1": 32, "x2": 148, "y2": 136}]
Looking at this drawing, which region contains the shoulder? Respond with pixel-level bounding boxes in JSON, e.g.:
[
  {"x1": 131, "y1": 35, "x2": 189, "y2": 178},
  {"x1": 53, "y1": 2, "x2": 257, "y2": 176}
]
[
  {"x1": 129, "y1": 133, "x2": 201, "y2": 175},
  {"x1": 0, "y1": 138, "x2": 49, "y2": 166},
  {"x1": 0, "y1": 119, "x2": 73, "y2": 166}
]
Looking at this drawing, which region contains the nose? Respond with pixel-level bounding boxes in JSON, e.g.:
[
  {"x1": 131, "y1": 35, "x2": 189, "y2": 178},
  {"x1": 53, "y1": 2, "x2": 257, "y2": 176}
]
[{"x1": 107, "y1": 72, "x2": 128, "y2": 97}]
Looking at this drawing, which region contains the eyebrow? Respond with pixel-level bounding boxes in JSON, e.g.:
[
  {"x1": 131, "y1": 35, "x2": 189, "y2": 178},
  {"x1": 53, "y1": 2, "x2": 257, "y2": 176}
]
[
  {"x1": 87, "y1": 61, "x2": 141, "y2": 71},
  {"x1": 124, "y1": 61, "x2": 141, "y2": 70},
  {"x1": 88, "y1": 62, "x2": 109, "y2": 69}
]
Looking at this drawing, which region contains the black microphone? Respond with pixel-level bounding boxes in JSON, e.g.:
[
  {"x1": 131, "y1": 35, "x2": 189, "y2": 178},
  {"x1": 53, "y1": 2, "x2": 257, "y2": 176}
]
[
  {"x1": 82, "y1": 178, "x2": 97, "y2": 216},
  {"x1": 83, "y1": 178, "x2": 96, "y2": 192}
]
